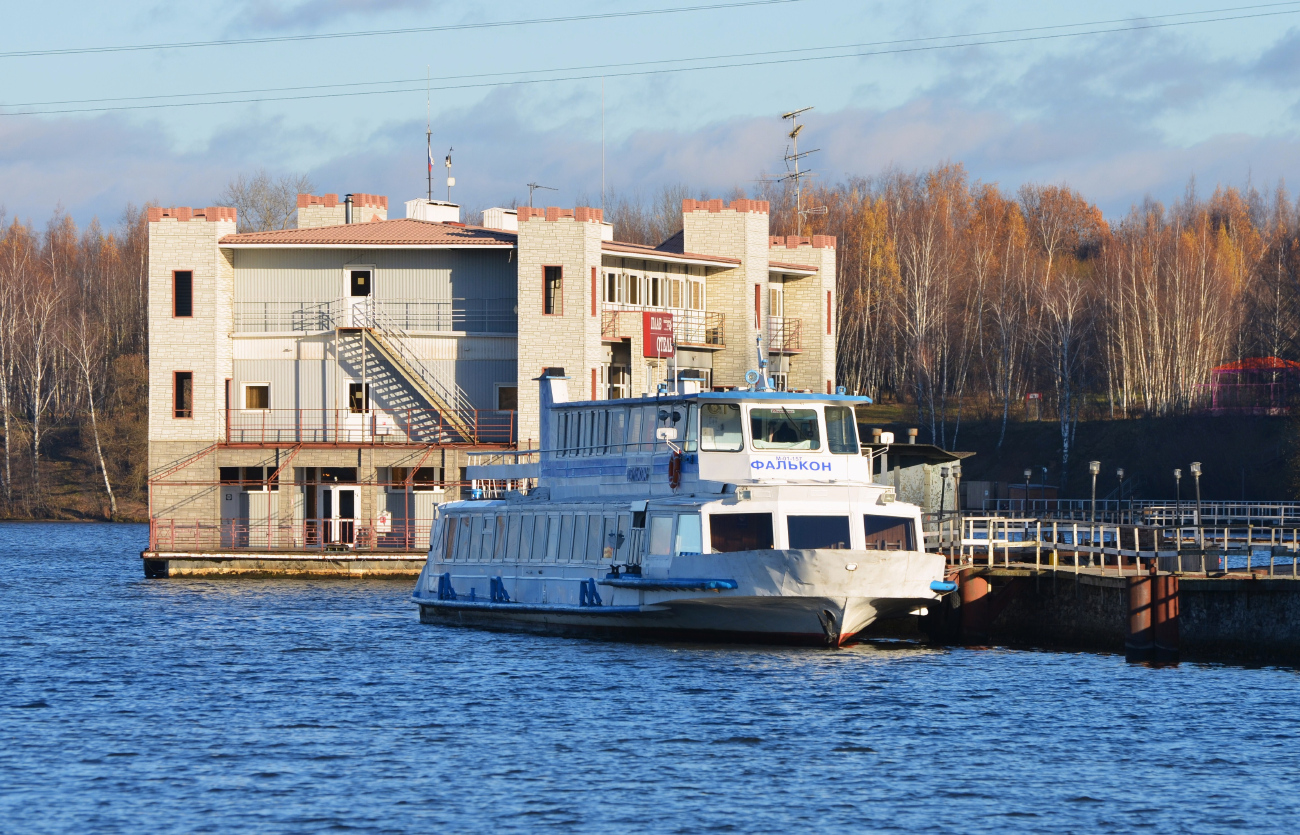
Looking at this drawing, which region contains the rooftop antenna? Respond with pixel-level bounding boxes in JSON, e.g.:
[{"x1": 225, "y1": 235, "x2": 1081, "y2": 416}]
[
  {"x1": 445, "y1": 147, "x2": 454, "y2": 203},
  {"x1": 425, "y1": 66, "x2": 432, "y2": 203},
  {"x1": 527, "y1": 182, "x2": 557, "y2": 208},
  {"x1": 779, "y1": 106, "x2": 825, "y2": 236}
]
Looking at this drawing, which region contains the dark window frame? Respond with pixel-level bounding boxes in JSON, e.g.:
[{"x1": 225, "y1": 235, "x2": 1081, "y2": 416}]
[
  {"x1": 787, "y1": 515, "x2": 851, "y2": 550},
  {"x1": 709, "y1": 512, "x2": 774, "y2": 553},
  {"x1": 173, "y1": 371, "x2": 193, "y2": 419},
  {"x1": 543, "y1": 265, "x2": 563, "y2": 316},
  {"x1": 172, "y1": 270, "x2": 194, "y2": 318}
]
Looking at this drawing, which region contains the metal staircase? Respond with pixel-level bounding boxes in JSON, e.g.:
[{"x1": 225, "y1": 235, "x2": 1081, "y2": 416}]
[{"x1": 341, "y1": 300, "x2": 478, "y2": 442}]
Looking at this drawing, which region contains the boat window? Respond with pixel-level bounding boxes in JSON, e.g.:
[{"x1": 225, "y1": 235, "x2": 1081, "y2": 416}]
[
  {"x1": 683, "y1": 404, "x2": 698, "y2": 452},
  {"x1": 506, "y1": 514, "x2": 522, "y2": 559},
  {"x1": 628, "y1": 408, "x2": 643, "y2": 453},
  {"x1": 559, "y1": 514, "x2": 576, "y2": 559},
  {"x1": 456, "y1": 516, "x2": 472, "y2": 561},
  {"x1": 571, "y1": 514, "x2": 588, "y2": 562},
  {"x1": 648, "y1": 515, "x2": 674, "y2": 555},
  {"x1": 864, "y1": 515, "x2": 916, "y2": 551},
  {"x1": 493, "y1": 515, "x2": 508, "y2": 561},
  {"x1": 466, "y1": 516, "x2": 483, "y2": 560},
  {"x1": 519, "y1": 514, "x2": 535, "y2": 561},
  {"x1": 787, "y1": 515, "x2": 850, "y2": 549},
  {"x1": 700, "y1": 403, "x2": 742, "y2": 451},
  {"x1": 442, "y1": 518, "x2": 456, "y2": 562},
  {"x1": 709, "y1": 513, "x2": 773, "y2": 552},
  {"x1": 587, "y1": 515, "x2": 604, "y2": 562},
  {"x1": 545, "y1": 514, "x2": 562, "y2": 561},
  {"x1": 674, "y1": 514, "x2": 702, "y2": 556},
  {"x1": 751, "y1": 408, "x2": 820, "y2": 450},
  {"x1": 531, "y1": 515, "x2": 549, "y2": 562},
  {"x1": 826, "y1": 406, "x2": 859, "y2": 454},
  {"x1": 609, "y1": 408, "x2": 627, "y2": 453}
]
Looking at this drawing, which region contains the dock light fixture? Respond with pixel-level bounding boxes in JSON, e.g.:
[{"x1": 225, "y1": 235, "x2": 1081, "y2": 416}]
[
  {"x1": 1117, "y1": 467, "x2": 1126, "y2": 518},
  {"x1": 1023, "y1": 468, "x2": 1032, "y2": 513},
  {"x1": 1089, "y1": 460, "x2": 1101, "y2": 523},
  {"x1": 1173, "y1": 468, "x2": 1183, "y2": 554},
  {"x1": 939, "y1": 466, "x2": 950, "y2": 523}
]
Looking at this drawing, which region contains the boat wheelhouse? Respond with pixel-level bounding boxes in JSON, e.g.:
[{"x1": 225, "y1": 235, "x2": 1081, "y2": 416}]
[{"x1": 412, "y1": 370, "x2": 951, "y2": 645}]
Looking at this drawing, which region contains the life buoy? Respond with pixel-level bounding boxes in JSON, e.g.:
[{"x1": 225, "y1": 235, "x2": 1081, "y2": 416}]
[{"x1": 668, "y1": 450, "x2": 683, "y2": 489}]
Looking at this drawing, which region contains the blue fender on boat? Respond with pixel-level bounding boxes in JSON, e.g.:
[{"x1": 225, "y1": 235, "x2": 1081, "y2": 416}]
[
  {"x1": 599, "y1": 576, "x2": 739, "y2": 591},
  {"x1": 930, "y1": 580, "x2": 958, "y2": 593}
]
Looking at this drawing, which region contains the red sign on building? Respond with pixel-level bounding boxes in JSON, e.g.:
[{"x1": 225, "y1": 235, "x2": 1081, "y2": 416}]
[{"x1": 643, "y1": 312, "x2": 674, "y2": 358}]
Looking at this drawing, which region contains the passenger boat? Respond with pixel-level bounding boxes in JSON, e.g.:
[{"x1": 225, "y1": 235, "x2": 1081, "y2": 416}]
[{"x1": 412, "y1": 369, "x2": 952, "y2": 646}]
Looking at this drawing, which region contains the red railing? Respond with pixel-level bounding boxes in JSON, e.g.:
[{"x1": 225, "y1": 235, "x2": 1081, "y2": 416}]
[
  {"x1": 224, "y1": 408, "x2": 515, "y2": 446},
  {"x1": 149, "y1": 517, "x2": 438, "y2": 553}
]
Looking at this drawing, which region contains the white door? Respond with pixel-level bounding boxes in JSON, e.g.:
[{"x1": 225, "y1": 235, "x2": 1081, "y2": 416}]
[
  {"x1": 322, "y1": 485, "x2": 358, "y2": 546},
  {"x1": 348, "y1": 269, "x2": 372, "y2": 326}
]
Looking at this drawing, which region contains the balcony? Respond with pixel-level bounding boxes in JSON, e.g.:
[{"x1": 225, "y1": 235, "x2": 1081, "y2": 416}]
[
  {"x1": 601, "y1": 304, "x2": 724, "y2": 348},
  {"x1": 233, "y1": 298, "x2": 517, "y2": 334},
  {"x1": 767, "y1": 316, "x2": 802, "y2": 353},
  {"x1": 149, "y1": 516, "x2": 436, "y2": 553},
  {"x1": 224, "y1": 408, "x2": 516, "y2": 446}
]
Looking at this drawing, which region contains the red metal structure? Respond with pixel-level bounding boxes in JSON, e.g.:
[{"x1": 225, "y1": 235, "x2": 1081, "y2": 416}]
[{"x1": 1205, "y1": 357, "x2": 1300, "y2": 415}]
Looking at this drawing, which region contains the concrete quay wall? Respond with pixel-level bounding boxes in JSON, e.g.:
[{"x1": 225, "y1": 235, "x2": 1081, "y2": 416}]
[
  {"x1": 927, "y1": 568, "x2": 1300, "y2": 664},
  {"x1": 143, "y1": 553, "x2": 424, "y2": 577}
]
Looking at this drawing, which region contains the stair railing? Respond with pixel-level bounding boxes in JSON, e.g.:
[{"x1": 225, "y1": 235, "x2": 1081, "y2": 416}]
[{"x1": 355, "y1": 298, "x2": 478, "y2": 431}]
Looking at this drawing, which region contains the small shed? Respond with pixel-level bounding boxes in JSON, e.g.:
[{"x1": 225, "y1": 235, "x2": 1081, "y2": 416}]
[
  {"x1": 862, "y1": 441, "x2": 975, "y2": 517},
  {"x1": 1206, "y1": 357, "x2": 1300, "y2": 415}
]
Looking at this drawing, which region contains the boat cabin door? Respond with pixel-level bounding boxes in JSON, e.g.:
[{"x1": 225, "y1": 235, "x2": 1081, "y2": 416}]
[
  {"x1": 347, "y1": 269, "x2": 372, "y2": 326},
  {"x1": 321, "y1": 485, "x2": 358, "y2": 546}
]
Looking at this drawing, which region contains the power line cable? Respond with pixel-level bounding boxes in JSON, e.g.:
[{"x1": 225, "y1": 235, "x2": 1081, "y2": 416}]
[
  {"x1": 3, "y1": 5, "x2": 1297, "y2": 116},
  {"x1": 0, "y1": 0, "x2": 803, "y2": 59},
  {"x1": 8, "y1": 1, "x2": 1296, "y2": 109}
]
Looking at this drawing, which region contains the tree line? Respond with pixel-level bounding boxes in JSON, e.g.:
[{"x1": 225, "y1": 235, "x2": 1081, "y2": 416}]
[{"x1": 2, "y1": 166, "x2": 1296, "y2": 516}]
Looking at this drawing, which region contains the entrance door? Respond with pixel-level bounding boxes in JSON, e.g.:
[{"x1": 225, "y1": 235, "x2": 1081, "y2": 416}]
[
  {"x1": 322, "y1": 485, "x2": 358, "y2": 546},
  {"x1": 348, "y1": 269, "x2": 372, "y2": 326}
]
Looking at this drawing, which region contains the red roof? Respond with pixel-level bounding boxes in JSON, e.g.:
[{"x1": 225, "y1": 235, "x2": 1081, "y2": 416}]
[
  {"x1": 1213, "y1": 357, "x2": 1300, "y2": 373},
  {"x1": 601, "y1": 239, "x2": 740, "y2": 265},
  {"x1": 220, "y1": 218, "x2": 516, "y2": 247}
]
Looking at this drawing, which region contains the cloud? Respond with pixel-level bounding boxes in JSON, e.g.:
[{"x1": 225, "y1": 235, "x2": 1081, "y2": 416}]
[
  {"x1": 228, "y1": 0, "x2": 447, "y2": 34},
  {"x1": 4, "y1": 81, "x2": 1297, "y2": 229}
]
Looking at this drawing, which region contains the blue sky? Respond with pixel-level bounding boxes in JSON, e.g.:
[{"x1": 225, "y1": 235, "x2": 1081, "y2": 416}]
[{"x1": 3, "y1": 0, "x2": 1300, "y2": 226}]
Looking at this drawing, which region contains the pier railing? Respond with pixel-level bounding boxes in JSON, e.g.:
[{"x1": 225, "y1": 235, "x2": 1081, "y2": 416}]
[
  {"x1": 977, "y1": 499, "x2": 1300, "y2": 527},
  {"x1": 149, "y1": 517, "x2": 437, "y2": 553},
  {"x1": 934, "y1": 516, "x2": 1300, "y2": 576}
]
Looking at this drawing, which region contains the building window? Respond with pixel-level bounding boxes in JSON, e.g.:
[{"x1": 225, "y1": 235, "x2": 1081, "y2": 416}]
[
  {"x1": 173, "y1": 371, "x2": 192, "y2": 418},
  {"x1": 606, "y1": 272, "x2": 617, "y2": 303},
  {"x1": 243, "y1": 383, "x2": 270, "y2": 410},
  {"x1": 348, "y1": 382, "x2": 370, "y2": 414},
  {"x1": 173, "y1": 271, "x2": 193, "y2": 317},
  {"x1": 350, "y1": 270, "x2": 371, "y2": 297},
  {"x1": 543, "y1": 266, "x2": 563, "y2": 315},
  {"x1": 391, "y1": 466, "x2": 442, "y2": 492},
  {"x1": 497, "y1": 386, "x2": 518, "y2": 411}
]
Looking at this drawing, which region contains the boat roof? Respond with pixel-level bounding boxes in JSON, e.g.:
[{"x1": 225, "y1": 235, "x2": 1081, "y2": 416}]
[{"x1": 558, "y1": 390, "x2": 873, "y2": 408}]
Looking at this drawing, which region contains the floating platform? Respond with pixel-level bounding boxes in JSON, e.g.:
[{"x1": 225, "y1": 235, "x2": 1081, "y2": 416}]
[{"x1": 141, "y1": 550, "x2": 425, "y2": 578}]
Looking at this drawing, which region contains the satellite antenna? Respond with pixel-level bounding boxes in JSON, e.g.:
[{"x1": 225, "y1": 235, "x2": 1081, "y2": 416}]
[
  {"x1": 445, "y1": 148, "x2": 454, "y2": 203},
  {"x1": 527, "y1": 182, "x2": 557, "y2": 208},
  {"x1": 779, "y1": 106, "x2": 825, "y2": 236}
]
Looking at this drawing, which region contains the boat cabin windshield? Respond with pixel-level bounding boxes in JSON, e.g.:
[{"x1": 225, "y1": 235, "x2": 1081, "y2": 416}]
[{"x1": 750, "y1": 408, "x2": 820, "y2": 450}]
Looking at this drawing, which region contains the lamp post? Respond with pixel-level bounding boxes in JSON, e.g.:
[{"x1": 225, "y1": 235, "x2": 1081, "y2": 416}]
[
  {"x1": 1024, "y1": 468, "x2": 1032, "y2": 515},
  {"x1": 939, "y1": 466, "x2": 950, "y2": 526},
  {"x1": 1116, "y1": 467, "x2": 1125, "y2": 523},
  {"x1": 1089, "y1": 460, "x2": 1101, "y2": 523},
  {"x1": 1190, "y1": 461, "x2": 1203, "y2": 550},
  {"x1": 1041, "y1": 466, "x2": 1048, "y2": 510},
  {"x1": 952, "y1": 462, "x2": 963, "y2": 540},
  {"x1": 1173, "y1": 468, "x2": 1182, "y2": 554}
]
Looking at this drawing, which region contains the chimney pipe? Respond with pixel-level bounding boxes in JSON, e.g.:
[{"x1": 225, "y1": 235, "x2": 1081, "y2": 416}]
[
  {"x1": 907, "y1": 428, "x2": 918, "y2": 444},
  {"x1": 344, "y1": 193, "x2": 354, "y2": 224},
  {"x1": 871, "y1": 428, "x2": 883, "y2": 445}
]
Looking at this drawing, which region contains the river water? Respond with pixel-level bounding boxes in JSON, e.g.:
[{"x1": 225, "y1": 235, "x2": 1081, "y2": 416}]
[{"x1": 2, "y1": 522, "x2": 1298, "y2": 833}]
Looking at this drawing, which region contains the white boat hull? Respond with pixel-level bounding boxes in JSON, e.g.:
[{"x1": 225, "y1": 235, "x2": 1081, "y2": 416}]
[{"x1": 414, "y1": 547, "x2": 945, "y2": 646}]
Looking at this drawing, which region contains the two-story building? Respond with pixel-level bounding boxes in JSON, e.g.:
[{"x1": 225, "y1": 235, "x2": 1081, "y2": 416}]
[{"x1": 144, "y1": 193, "x2": 838, "y2": 574}]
